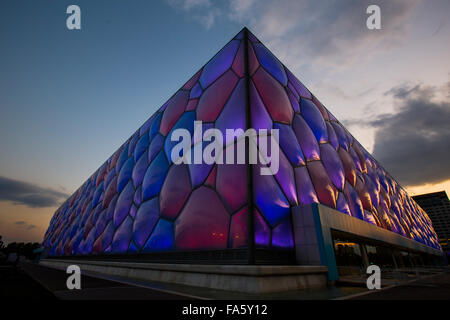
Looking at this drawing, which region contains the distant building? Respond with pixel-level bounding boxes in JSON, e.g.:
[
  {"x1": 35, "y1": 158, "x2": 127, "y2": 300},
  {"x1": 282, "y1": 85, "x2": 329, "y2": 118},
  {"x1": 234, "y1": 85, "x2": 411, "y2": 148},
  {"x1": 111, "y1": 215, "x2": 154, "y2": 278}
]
[{"x1": 413, "y1": 191, "x2": 450, "y2": 258}]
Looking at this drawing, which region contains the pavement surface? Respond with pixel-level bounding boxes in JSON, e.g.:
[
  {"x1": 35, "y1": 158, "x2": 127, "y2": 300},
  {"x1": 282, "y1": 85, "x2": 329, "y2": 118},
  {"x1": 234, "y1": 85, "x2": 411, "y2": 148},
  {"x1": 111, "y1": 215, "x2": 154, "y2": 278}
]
[
  {"x1": 350, "y1": 271, "x2": 450, "y2": 300},
  {"x1": 18, "y1": 262, "x2": 194, "y2": 300},
  {"x1": 2, "y1": 262, "x2": 449, "y2": 300}
]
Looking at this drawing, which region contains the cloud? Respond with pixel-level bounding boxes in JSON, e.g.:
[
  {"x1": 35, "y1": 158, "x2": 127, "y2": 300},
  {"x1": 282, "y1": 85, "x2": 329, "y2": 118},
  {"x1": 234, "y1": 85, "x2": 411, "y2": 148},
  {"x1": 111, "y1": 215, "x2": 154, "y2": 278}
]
[
  {"x1": 368, "y1": 83, "x2": 450, "y2": 186},
  {"x1": 226, "y1": 0, "x2": 422, "y2": 72},
  {"x1": 14, "y1": 221, "x2": 36, "y2": 230},
  {"x1": 165, "y1": 0, "x2": 220, "y2": 30},
  {"x1": 0, "y1": 176, "x2": 69, "y2": 208}
]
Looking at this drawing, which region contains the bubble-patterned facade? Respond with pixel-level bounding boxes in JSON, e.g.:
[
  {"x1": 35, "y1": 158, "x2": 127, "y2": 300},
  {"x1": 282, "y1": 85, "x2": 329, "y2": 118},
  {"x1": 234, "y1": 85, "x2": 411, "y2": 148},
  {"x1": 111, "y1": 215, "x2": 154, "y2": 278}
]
[{"x1": 42, "y1": 29, "x2": 441, "y2": 259}]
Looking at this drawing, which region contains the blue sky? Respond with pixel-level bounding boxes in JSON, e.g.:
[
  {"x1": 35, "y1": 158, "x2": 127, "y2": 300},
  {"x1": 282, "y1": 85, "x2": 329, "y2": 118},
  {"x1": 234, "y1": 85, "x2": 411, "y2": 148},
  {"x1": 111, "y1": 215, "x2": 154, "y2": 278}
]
[{"x1": 0, "y1": 0, "x2": 449, "y2": 243}]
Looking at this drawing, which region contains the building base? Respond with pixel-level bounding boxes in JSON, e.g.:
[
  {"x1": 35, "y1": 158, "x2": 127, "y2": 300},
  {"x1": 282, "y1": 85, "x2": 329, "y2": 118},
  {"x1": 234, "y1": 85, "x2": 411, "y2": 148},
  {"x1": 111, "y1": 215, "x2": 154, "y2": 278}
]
[{"x1": 39, "y1": 259, "x2": 327, "y2": 294}]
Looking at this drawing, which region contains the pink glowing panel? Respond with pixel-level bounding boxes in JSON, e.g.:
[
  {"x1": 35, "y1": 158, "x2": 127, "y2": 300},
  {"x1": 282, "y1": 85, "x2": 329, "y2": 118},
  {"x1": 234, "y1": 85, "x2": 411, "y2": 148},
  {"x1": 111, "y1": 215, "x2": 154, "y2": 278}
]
[
  {"x1": 215, "y1": 79, "x2": 246, "y2": 141},
  {"x1": 292, "y1": 115, "x2": 320, "y2": 161},
  {"x1": 185, "y1": 99, "x2": 198, "y2": 111},
  {"x1": 182, "y1": 68, "x2": 202, "y2": 90},
  {"x1": 307, "y1": 161, "x2": 336, "y2": 209},
  {"x1": 252, "y1": 68, "x2": 293, "y2": 124},
  {"x1": 229, "y1": 208, "x2": 248, "y2": 248},
  {"x1": 197, "y1": 70, "x2": 239, "y2": 122},
  {"x1": 272, "y1": 218, "x2": 293, "y2": 248},
  {"x1": 285, "y1": 68, "x2": 312, "y2": 99},
  {"x1": 319, "y1": 143, "x2": 345, "y2": 190},
  {"x1": 205, "y1": 165, "x2": 216, "y2": 187},
  {"x1": 248, "y1": 40, "x2": 259, "y2": 75},
  {"x1": 159, "y1": 90, "x2": 189, "y2": 136},
  {"x1": 113, "y1": 181, "x2": 134, "y2": 228},
  {"x1": 110, "y1": 215, "x2": 133, "y2": 253},
  {"x1": 352, "y1": 142, "x2": 367, "y2": 173},
  {"x1": 159, "y1": 164, "x2": 191, "y2": 220},
  {"x1": 175, "y1": 187, "x2": 229, "y2": 250},
  {"x1": 338, "y1": 148, "x2": 357, "y2": 187},
  {"x1": 250, "y1": 80, "x2": 272, "y2": 131},
  {"x1": 232, "y1": 40, "x2": 245, "y2": 77},
  {"x1": 216, "y1": 162, "x2": 247, "y2": 213},
  {"x1": 254, "y1": 209, "x2": 270, "y2": 247}
]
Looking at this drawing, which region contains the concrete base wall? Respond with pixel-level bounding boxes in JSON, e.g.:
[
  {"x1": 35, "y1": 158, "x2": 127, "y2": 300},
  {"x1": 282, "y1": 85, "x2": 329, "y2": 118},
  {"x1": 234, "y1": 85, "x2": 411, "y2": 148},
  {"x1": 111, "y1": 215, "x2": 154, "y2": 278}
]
[{"x1": 39, "y1": 259, "x2": 328, "y2": 294}]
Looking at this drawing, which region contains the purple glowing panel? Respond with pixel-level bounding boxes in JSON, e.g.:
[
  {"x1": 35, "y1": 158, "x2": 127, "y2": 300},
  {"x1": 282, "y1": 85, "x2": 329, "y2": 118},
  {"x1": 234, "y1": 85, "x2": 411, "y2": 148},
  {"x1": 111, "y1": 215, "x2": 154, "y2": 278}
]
[
  {"x1": 164, "y1": 111, "x2": 196, "y2": 162},
  {"x1": 292, "y1": 115, "x2": 320, "y2": 161},
  {"x1": 150, "y1": 113, "x2": 162, "y2": 140},
  {"x1": 132, "y1": 151, "x2": 148, "y2": 188},
  {"x1": 331, "y1": 122, "x2": 350, "y2": 151},
  {"x1": 250, "y1": 80, "x2": 272, "y2": 131},
  {"x1": 142, "y1": 151, "x2": 169, "y2": 201},
  {"x1": 189, "y1": 83, "x2": 202, "y2": 99},
  {"x1": 344, "y1": 182, "x2": 364, "y2": 220},
  {"x1": 286, "y1": 68, "x2": 312, "y2": 99},
  {"x1": 216, "y1": 162, "x2": 247, "y2": 213},
  {"x1": 159, "y1": 164, "x2": 191, "y2": 220},
  {"x1": 229, "y1": 208, "x2": 248, "y2": 248},
  {"x1": 294, "y1": 166, "x2": 319, "y2": 205},
  {"x1": 252, "y1": 68, "x2": 293, "y2": 124},
  {"x1": 197, "y1": 70, "x2": 239, "y2": 122},
  {"x1": 113, "y1": 181, "x2": 134, "y2": 227},
  {"x1": 132, "y1": 198, "x2": 159, "y2": 248},
  {"x1": 274, "y1": 123, "x2": 305, "y2": 166},
  {"x1": 175, "y1": 187, "x2": 229, "y2": 250},
  {"x1": 272, "y1": 218, "x2": 293, "y2": 248},
  {"x1": 115, "y1": 144, "x2": 129, "y2": 174},
  {"x1": 337, "y1": 192, "x2": 352, "y2": 216},
  {"x1": 134, "y1": 133, "x2": 149, "y2": 162},
  {"x1": 143, "y1": 219, "x2": 174, "y2": 251},
  {"x1": 326, "y1": 122, "x2": 339, "y2": 150},
  {"x1": 111, "y1": 215, "x2": 133, "y2": 253},
  {"x1": 254, "y1": 209, "x2": 270, "y2": 247},
  {"x1": 288, "y1": 90, "x2": 300, "y2": 113},
  {"x1": 199, "y1": 39, "x2": 240, "y2": 88},
  {"x1": 253, "y1": 164, "x2": 290, "y2": 227},
  {"x1": 253, "y1": 43, "x2": 287, "y2": 86},
  {"x1": 148, "y1": 133, "x2": 165, "y2": 163},
  {"x1": 300, "y1": 99, "x2": 328, "y2": 143},
  {"x1": 189, "y1": 160, "x2": 214, "y2": 188},
  {"x1": 319, "y1": 143, "x2": 345, "y2": 190},
  {"x1": 247, "y1": 39, "x2": 259, "y2": 75},
  {"x1": 117, "y1": 157, "x2": 134, "y2": 193},
  {"x1": 273, "y1": 150, "x2": 297, "y2": 205}
]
